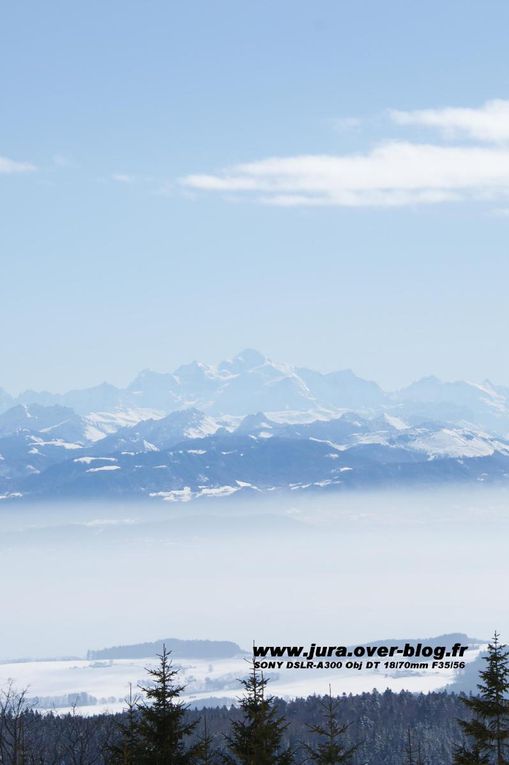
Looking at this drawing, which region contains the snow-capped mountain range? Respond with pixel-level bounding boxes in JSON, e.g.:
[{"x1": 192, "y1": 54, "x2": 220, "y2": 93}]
[{"x1": 2, "y1": 349, "x2": 509, "y2": 501}]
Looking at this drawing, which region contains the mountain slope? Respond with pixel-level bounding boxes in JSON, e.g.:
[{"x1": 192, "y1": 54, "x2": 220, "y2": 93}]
[
  {"x1": 10, "y1": 423, "x2": 509, "y2": 502},
  {"x1": 84, "y1": 408, "x2": 221, "y2": 455}
]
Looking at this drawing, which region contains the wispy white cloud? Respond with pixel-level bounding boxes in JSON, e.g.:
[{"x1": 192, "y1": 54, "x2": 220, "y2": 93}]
[
  {"x1": 0, "y1": 155, "x2": 36, "y2": 174},
  {"x1": 332, "y1": 116, "x2": 362, "y2": 131},
  {"x1": 154, "y1": 180, "x2": 174, "y2": 196},
  {"x1": 181, "y1": 141, "x2": 509, "y2": 208},
  {"x1": 52, "y1": 154, "x2": 78, "y2": 168},
  {"x1": 390, "y1": 99, "x2": 509, "y2": 143},
  {"x1": 112, "y1": 173, "x2": 134, "y2": 184}
]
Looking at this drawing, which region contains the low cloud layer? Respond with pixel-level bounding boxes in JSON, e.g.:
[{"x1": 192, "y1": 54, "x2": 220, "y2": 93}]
[{"x1": 181, "y1": 100, "x2": 509, "y2": 208}]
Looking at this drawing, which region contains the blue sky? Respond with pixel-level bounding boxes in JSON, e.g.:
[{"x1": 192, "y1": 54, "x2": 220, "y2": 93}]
[{"x1": 2, "y1": 0, "x2": 509, "y2": 393}]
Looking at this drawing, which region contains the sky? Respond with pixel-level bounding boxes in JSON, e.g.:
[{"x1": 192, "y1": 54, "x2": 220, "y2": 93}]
[{"x1": 2, "y1": 0, "x2": 509, "y2": 394}]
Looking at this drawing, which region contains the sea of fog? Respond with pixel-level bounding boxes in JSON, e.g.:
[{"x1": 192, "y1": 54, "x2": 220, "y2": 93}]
[{"x1": 1, "y1": 485, "x2": 508, "y2": 660}]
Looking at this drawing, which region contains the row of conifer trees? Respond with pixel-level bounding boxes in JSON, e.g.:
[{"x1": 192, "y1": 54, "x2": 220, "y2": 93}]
[
  {"x1": 1, "y1": 632, "x2": 508, "y2": 763},
  {"x1": 107, "y1": 631, "x2": 509, "y2": 764},
  {"x1": 107, "y1": 644, "x2": 357, "y2": 764}
]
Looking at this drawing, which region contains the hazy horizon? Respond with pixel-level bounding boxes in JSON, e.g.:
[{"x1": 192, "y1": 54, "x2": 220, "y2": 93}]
[{"x1": 1, "y1": 486, "x2": 506, "y2": 661}]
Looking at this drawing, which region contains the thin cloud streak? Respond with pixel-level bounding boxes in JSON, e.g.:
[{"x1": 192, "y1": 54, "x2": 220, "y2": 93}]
[{"x1": 112, "y1": 173, "x2": 134, "y2": 184}]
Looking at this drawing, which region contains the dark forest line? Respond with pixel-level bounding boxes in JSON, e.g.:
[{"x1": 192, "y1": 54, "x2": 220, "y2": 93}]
[
  {"x1": 0, "y1": 683, "x2": 474, "y2": 764},
  {"x1": 2, "y1": 634, "x2": 508, "y2": 764}
]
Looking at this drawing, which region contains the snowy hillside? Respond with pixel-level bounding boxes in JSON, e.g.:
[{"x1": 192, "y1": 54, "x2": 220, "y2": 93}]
[{"x1": 0, "y1": 635, "x2": 485, "y2": 716}]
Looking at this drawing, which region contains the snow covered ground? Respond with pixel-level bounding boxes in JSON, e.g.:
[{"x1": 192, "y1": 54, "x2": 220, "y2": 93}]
[{"x1": 0, "y1": 644, "x2": 484, "y2": 717}]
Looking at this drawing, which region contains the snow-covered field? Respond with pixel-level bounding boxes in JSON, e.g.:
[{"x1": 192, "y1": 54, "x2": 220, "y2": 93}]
[{"x1": 0, "y1": 644, "x2": 484, "y2": 717}]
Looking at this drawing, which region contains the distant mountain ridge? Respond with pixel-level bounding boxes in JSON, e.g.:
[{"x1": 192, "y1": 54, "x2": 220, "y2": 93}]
[
  {"x1": 2, "y1": 349, "x2": 509, "y2": 434},
  {"x1": 2, "y1": 408, "x2": 509, "y2": 501},
  {"x1": 2, "y1": 351, "x2": 509, "y2": 501}
]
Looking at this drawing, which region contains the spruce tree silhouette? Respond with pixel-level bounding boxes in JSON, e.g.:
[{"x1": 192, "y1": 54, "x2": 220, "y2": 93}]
[
  {"x1": 196, "y1": 716, "x2": 220, "y2": 765},
  {"x1": 136, "y1": 644, "x2": 202, "y2": 764},
  {"x1": 223, "y1": 661, "x2": 294, "y2": 765},
  {"x1": 107, "y1": 683, "x2": 142, "y2": 764},
  {"x1": 454, "y1": 632, "x2": 509, "y2": 765},
  {"x1": 302, "y1": 686, "x2": 357, "y2": 764}
]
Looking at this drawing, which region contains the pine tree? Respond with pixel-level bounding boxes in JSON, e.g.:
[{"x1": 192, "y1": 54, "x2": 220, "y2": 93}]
[
  {"x1": 453, "y1": 743, "x2": 490, "y2": 765},
  {"x1": 302, "y1": 687, "x2": 357, "y2": 764},
  {"x1": 136, "y1": 645, "x2": 201, "y2": 765},
  {"x1": 223, "y1": 661, "x2": 294, "y2": 765},
  {"x1": 196, "y1": 717, "x2": 220, "y2": 765},
  {"x1": 107, "y1": 684, "x2": 142, "y2": 764},
  {"x1": 454, "y1": 632, "x2": 509, "y2": 765}
]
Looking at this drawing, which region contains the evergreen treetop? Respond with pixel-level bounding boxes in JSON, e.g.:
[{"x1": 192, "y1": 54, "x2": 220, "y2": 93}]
[
  {"x1": 454, "y1": 631, "x2": 509, "y2": 765},
  {"x1": 302, "y1": 686, "x2": 357, "y2": 764},
  {"x1": 223, "y1": 661, "x2": 294, "y2": 765},
  {"x1": 136, "y1": 644, "x2": 202, "y2": 764}
]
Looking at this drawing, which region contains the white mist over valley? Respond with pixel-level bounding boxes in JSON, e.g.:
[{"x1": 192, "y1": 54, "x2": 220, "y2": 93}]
[{"x1": 2, "y1": 486, "x2": 507, "y2": 661}]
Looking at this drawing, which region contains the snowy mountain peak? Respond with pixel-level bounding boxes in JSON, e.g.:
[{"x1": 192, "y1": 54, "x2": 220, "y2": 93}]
[
  {"x1": 5, "y1": 355, "x2": 509, "y2": 436},
  {"x1": 236, "y1": 412, "x2": 275, "y2": 434},
  {"x1": 233, "y1": 348, "x2": 266, "y2": 367},
  {"x1": 218, "y1": 348, "x2": 267, "y2": 375},
  {"x1": 0, "y1": 403, "x2": 78, "y2": 437},
  {"x1": 173, "y1": 360, "x2": 226, "y2": 384}
]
